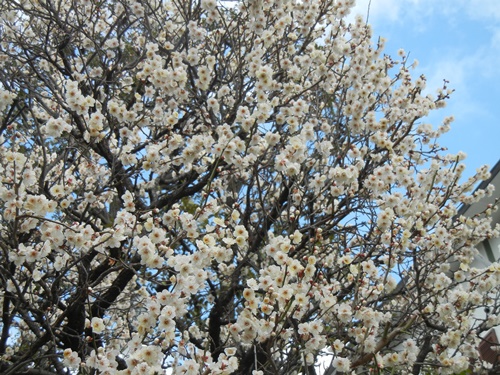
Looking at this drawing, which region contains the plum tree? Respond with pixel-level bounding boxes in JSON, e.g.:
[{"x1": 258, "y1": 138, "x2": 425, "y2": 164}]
[{"x1": 0, "y1": 0, "x2": 498, "y2": 374}]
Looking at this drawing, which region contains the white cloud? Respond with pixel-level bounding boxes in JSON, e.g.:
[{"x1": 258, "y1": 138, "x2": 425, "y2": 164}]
[
  {"x1": 423, "y1": 54, "x2": 482, "y2": 117},
  {"x1": 465, "y1": 0, "x2": 500, "y2": 21},
  {"x1": 353, "y1": 0, "x2": 500, "y2": 25},
  {"x1": 351, "y1": 0, "x2": 402, "y2": 23},
  {"x1": 490, "y1": 27, "x2": 500, "y2": 49}
]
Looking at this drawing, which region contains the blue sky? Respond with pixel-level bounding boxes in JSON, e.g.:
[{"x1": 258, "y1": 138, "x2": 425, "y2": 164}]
[{"x1": 351, "y1": 0, "x2": 500, "y2": 179}]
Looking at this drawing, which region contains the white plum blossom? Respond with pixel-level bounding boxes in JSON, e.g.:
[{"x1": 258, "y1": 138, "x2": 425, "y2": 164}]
[{"x1": 90, "y1": 317, "x2": 105, "y2": 334}]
